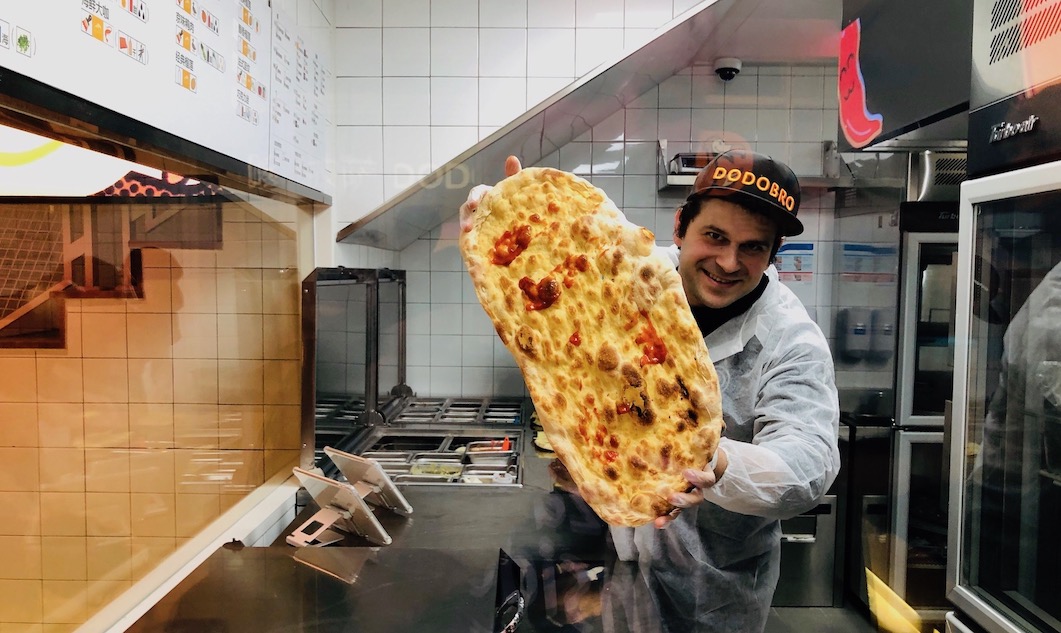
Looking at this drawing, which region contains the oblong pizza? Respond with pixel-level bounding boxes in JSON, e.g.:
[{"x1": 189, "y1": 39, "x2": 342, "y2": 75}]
[{"x1": 459, "y1": 167, "x2": 723, "y2": 527}]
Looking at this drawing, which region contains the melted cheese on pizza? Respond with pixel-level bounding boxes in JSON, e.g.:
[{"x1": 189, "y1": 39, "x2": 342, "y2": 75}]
[{"x1": 460, "y1": 168, "x2": 723, "y2": 527}]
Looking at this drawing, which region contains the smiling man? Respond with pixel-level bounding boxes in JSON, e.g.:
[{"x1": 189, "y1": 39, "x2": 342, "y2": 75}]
[
  {"x1": 459, "y1": 150, "x2": 840, "y2": 633},
  {"x1": 609, "y1": 149, "x2": 841, "y2": 632}
]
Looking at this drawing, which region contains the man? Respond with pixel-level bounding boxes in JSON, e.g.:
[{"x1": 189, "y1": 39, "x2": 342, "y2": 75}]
[
  {"x1": 611, "y1": 149, "x2": 840, "y2": 632},
  {"x1": 461, "y1": 150, "x2": 840, "y2": 632}
]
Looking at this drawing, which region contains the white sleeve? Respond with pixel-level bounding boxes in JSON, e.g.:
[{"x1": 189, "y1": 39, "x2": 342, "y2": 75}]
[{"x1": 701, "y1": 325, "x2": 841, "y2": 521}]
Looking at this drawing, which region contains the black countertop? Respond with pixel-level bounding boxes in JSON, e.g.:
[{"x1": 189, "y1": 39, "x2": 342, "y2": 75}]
[{"x1": 125, "y1": 439, "x2": 671, "y2": 633}]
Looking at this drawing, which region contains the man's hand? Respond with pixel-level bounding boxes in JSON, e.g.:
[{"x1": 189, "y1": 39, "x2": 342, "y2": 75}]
[
  {"x1": 653, "y1": 447, "x2": 728, "y2": 529},
  {"x1": 459, "y1": 155, "x2": 523, "y2": 232},
  {"x1": 548, "y1": 458, "x2": 581, "y2": 496}
]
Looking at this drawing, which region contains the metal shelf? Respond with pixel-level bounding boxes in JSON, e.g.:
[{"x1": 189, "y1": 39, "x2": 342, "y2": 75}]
[{"x1": 656, "y1": 140, "x2": 904, "y2": 192}]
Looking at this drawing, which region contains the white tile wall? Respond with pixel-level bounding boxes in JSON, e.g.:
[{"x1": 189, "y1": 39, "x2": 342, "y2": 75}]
[
  {"x1": 481, "y1": 0, "x2": 527, "y2": 28},
  {"x1": 480, "y1": 29, "x2": 528, "y2": 77},
  {"x1": 382, "y1": 28, "x2": 431, "y2": 75},
  {"x1": 527, "y1": 29, "x2": 576, "y2": 77},
  {"x1": 334, "y1": 0, "x2": 381, "y2": 27},
  {"x1": 382, "y1": 0, "x2": 430, "y2": 27},
  {"x1": 431, "y1": 0, "x2": 479, "y2": 27},
  {"x1": 574, "y1": 28, "x2": 624, "y2": 76},
  {"x1": 431, "y1": 28, "x2": 480, "y2": 76}
]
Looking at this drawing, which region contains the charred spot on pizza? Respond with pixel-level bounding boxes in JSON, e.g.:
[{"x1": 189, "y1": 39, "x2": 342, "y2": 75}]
[
  {"x1": 660, "y1": 444, "x2": 673, "y2": 469},
  {"x1": 675, "y1": 376, "x2": 690, "y2": 400},
  {"x1": 628, "y1": 455, "x2": 648, "y2": 471},
  {"x1": 603, "y1": 406, "x2": 616, "y2": 423},
  {"x1": 656, "y1": 378, "x2": 675, "y2": 398},
  {"x1": 611, "y1": 249, "x2": 625, "y2": 273},
  {"x1": 596, "y1": 345, "x2": 619, "y2": 371},
  {"x1": 618, "y1": 391, "x2": 654, "y2": 425},
  {"x1": 683, "y1": 409, "x2": 700, "y2": 428},
  {"x1": 635, "y1": 400, "x2": 656, "y2": 426},
  {"x1": 621, "y1": 363, "x2": 642, "y2": 388},
  {"x1": 604, "y1": 465, "x2": 620, "y2": 481},
  {"x1": 638, "y1": 265, "x2": 654, "y2": 283},
  {"x1": 516, "y1": 326, "x2": 537, "y2": 357},
  {"x1": 494, "y1": 325, "x2": 509, "y2": 344},
  {"x1": 553, "y1": 393, "x2": 568, "y2": 412}
]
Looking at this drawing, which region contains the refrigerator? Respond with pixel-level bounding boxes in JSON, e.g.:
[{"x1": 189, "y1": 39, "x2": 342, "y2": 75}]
[
  {"x1": 891, "y1": 220, "x2": 958, "y2": 622},
  {"x1": 835, "y1": 186, "x2": 962, "y2": 625},
  {"x1": 946, "y1": 0, "x2": 1061, "y2": 630},
  {"x1": 947, "y1": 160, "x2": 1061, "y2": 633}
]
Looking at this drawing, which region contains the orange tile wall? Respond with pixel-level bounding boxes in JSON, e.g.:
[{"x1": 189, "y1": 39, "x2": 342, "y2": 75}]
[{"x1": 0, "y1": 203, "x2": 304, "y2": 630}]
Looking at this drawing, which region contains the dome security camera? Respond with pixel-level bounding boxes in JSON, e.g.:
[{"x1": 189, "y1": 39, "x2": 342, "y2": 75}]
[{"x1": 714, "y1": 57, "x2": 742, "y2": 81}]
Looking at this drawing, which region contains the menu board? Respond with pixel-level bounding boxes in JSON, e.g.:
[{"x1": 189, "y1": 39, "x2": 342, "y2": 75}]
[
  {"x1": 269, "y1": 9, "x2": 328, "y2": 191},
  {"x1": 0, "y1": 0, "x2": 329, "y2": 196}
]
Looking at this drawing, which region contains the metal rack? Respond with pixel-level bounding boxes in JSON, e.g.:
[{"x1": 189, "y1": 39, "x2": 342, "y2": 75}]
[{"x1": 300, "y1": 267, "x2": 413, "y2": 470}]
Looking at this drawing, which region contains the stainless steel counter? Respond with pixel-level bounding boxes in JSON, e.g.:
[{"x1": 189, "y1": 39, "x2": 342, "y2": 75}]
[{"x1": 125, "y1": 444, "x2": 643, "y2": 632}]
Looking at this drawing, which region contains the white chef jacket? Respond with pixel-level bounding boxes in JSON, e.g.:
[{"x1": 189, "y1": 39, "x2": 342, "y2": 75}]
[{"x1": 609, "y1": 246, "x2": 841, "y2": 633}]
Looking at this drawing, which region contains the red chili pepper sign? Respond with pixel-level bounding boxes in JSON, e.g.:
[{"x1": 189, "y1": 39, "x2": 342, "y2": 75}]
[{"x1": 838, "y1": 19, "x2": 884, "y2": 149}]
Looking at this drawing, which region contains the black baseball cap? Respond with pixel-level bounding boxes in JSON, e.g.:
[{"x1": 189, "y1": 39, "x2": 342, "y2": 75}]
[{"x1": 687, "y1": 149, "x2": 804, "y2": 237}]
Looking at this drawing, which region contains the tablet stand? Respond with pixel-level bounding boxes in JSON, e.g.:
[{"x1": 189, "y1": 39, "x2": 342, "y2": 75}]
[{"x1": 287, "y1": 456, "x2": 411, "y2": 547}]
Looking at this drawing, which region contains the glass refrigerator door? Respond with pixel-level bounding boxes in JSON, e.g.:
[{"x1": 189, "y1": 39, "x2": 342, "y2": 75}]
[
  {"x1": 898, "y1": 233, "x2": 959, "y2": 427},
  {"x1": 951, "y1": 163, "x2": 1061, "y2": 633},
  {"x1": 891, "y1": 430, "x2": 948, "y2": 613}
]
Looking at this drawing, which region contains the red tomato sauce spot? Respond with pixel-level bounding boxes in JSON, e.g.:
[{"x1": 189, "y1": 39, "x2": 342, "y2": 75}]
[
  {"x1": 490, "y1": 225, "x2": 532, "y2": 265},
  {"x1": 635, "y1": 313, "x2": 668, "y2": 366}
]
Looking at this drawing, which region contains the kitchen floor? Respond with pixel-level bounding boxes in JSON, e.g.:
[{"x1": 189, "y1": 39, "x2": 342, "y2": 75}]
[{"x1": 766, "y1": 606, "x2": 879, "y2": 633}]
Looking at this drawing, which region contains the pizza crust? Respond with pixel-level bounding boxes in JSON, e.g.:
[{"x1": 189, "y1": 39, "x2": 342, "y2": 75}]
[{"x1": 460, "y1": 167, "x2": 723, "y2": 527}]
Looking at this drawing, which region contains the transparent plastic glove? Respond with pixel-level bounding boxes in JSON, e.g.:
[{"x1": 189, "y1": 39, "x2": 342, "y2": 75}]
[{"x1": 458, "y1": 155, "x2": 523, "y2": 232}]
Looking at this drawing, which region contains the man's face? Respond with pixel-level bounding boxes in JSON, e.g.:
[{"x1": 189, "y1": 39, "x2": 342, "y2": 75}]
[{"x1": 674, "y1": 197, "x2": 778, "y2": 309}]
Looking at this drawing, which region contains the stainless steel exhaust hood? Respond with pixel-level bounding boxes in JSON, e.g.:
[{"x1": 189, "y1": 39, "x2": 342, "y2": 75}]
[{"x1": 336, "y1": 0, "x2": 757, "y2": 251}]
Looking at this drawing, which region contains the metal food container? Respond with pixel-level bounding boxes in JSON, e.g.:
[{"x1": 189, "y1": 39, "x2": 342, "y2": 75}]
[
  {"x1": 465, "y1": 440, "x2": 516, "y2": 466},
  {"x1": 409, "y1": 459, "x2": 464, "y2": 477},
  {"x1": 460, "y1": 465, "x2": 517, "y2": 484}
]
